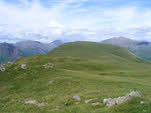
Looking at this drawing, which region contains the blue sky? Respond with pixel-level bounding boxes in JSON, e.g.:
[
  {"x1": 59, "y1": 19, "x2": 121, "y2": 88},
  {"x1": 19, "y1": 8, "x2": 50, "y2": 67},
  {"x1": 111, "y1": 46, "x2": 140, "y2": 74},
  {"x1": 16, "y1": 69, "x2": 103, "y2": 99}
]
[{"x1": 1, "y1": 0, "x2": 151, "y2": 42}]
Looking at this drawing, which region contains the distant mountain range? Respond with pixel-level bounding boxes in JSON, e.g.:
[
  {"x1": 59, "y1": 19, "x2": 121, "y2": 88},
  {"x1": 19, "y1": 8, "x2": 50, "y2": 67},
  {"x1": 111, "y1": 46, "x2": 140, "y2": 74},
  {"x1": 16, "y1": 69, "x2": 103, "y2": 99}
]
[
  {"x1": 0, "y1": 43, "x2": 24, "y2": 63},
  {"x1": 0, "y1": 40, "x2": 63, "y2": 63},
  {"x1": 101, "y1": 37, "x2": 151, "y2": 61}
]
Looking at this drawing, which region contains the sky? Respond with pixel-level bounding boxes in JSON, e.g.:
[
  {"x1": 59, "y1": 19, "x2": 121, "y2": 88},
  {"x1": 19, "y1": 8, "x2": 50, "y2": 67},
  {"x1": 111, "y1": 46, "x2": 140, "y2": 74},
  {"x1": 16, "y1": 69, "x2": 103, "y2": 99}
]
[{"x1": 1, "y1": 0, "x2": 151, "y2": 43}]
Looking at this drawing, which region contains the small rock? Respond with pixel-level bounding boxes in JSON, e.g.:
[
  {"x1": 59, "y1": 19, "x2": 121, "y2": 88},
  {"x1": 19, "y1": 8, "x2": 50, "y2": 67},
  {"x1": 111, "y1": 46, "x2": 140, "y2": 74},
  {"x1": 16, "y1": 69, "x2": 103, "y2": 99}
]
[
  {"x1": 21, "y1": 64, "x2": 28, "y2": 70},
  {"x1": 37, "y1": 103, "x2": 45, "y2": 107},
  {"x1": 25, "y1": 100, "x2": 37, "y2": 104},
  {"x1": 0, "y1": 64, "x2": 6, "y2": 72},
  {"x1": 140, "y1": 101, "x2": 145, "y2": 104},
  {"x1": 14, "y1": 66, "x2": 18, "y2": 70},
  {"x1": 25, "y1": 100, "x2": 45, "y2": 107},
  {"x1": 140, "y1": 100, "x2": 151, "y2": 104},
  {"x1": 56, "y1": 106, "x2": 63, "y2": 110},
  {"x1": 92, "y1": 102, "x2": 101, "y2": 106},
  {"x1": 73, "y1": 95, "x2": 81, "y2": 101},
  {"x1": 44, "y1": 63, "x2": 55, "y2": 69},
  {"x1": 49, "y1": 80, "x2": 54, "y2": 84},
  {"x1": 85, "y1": 98, "x2": 98, "y2": 104}
]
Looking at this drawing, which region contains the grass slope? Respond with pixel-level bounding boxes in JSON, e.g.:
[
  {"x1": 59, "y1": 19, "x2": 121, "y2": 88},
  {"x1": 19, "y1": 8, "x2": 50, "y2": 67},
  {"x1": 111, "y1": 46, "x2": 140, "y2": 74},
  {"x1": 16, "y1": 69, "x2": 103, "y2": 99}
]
[{"x1": 0, "y1": 42, "x2": 151, "y2": 113}]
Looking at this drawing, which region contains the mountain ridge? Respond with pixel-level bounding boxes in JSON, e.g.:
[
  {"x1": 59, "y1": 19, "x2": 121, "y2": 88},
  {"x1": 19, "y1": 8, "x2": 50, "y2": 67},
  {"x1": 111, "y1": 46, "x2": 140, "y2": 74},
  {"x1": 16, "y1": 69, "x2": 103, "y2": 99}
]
[
  {"x1": 0, "y1": 42, "x2": 24, "y2": 63},
  {"x1": 101, "y1": 37, "x2": 151, "y2": 61},
  {"x1": 0, "y1": 40, "x2": 63, "y2": 63}
]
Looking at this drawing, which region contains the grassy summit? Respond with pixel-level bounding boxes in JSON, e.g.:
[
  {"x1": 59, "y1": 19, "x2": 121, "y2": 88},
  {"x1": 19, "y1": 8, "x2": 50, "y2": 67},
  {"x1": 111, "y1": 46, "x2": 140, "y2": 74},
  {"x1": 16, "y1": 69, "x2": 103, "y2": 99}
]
[{"x1": 0, "y1": 41, "x2": 151, "y2": 113}]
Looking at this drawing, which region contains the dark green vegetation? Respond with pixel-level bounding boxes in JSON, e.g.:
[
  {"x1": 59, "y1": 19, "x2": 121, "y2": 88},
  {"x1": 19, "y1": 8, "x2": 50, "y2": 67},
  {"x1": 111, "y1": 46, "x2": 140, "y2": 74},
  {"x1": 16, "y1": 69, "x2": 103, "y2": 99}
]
[
  {"x1": 101, "y1": 37, "x2": 151, "y2": 61},
  {"x1": 0, "y1": 41, "x2": 151, "y2": 113}
]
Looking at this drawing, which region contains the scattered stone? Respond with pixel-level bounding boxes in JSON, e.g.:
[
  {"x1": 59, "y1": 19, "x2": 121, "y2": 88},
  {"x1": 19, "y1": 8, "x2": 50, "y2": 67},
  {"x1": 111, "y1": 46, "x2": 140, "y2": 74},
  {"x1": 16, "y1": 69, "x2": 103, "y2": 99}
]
[
  {"x1": 85, "y1": 98, "x2": 98, "y2": 104},
  {"x1": 25, "y1": 100, "x2": 37, "y2": 104},
  {"x1": 25, "y1": 100, "x2": 45, "y2": 107},
  {"x1": 14, "y1": 66, "x2": 18, "y2": 70},
  {"x1": 73, "y1": 95, "x2": 81, "y2": 101},
  {"x1": 56, "y1": 106, "x2": 63, "y2": 110},
  {"x1": 0, "y1": 64, "x2": 6, "y2": 72},
  {"x1": 92, "y1": 102, "x2": 101, "y2": 106},
  {"x1": 49, "y1": 80, "x2": 55, "y2": 84},
  {"x1": 37, "y1": 103, "x2": 45, "y2": 107},
  {"x1": 128, "y1": 90, "x2": 141, "y2": 97},
  {"x1": 140, "y1": 100, "x2": 151, "y2": 104},
  {"x1": 21, "y1": 64, "x2": 28, "y2": 70},
  {"x1": 43, "y1": 63, "x2": 55, "y2": 69},
  {"x1": 140, "y1": 101, "x2": 145, "y2": 104},
  {"x1": 103, "y1": 90, "x2": 141, "y2": 107},
  {"x1": 51, "y1": 106, "x2": 63, "y2": 111},
  {"x1": 75, "y1": 102, "x2": 80, "y2": 105}
]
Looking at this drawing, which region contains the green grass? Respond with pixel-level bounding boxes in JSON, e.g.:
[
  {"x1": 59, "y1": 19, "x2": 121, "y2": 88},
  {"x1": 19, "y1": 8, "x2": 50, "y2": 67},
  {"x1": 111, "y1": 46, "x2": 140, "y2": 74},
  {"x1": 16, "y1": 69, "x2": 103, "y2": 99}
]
[{"x1": 0, "y1": 42, "x2": 151, "y2": 113}]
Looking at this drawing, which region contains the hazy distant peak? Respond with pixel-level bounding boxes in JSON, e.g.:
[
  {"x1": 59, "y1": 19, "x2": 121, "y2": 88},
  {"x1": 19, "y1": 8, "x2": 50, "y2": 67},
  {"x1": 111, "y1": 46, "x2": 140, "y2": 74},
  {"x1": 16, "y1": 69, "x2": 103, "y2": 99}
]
[{"x1": 108, "y1": 37, "x2": 134, "y2": 41}]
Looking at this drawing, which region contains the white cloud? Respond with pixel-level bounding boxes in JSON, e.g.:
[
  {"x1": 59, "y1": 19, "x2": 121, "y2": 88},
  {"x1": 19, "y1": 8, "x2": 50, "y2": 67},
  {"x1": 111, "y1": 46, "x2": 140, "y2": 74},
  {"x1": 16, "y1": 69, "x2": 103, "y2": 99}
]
[{"x1": 1, "y1": 0, "x2": 151, "y2": 42}]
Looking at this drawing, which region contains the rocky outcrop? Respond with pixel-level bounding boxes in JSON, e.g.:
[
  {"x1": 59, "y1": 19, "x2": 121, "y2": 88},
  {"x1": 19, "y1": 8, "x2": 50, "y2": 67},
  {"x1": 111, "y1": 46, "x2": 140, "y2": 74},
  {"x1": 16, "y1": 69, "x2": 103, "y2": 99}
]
[{"x1": 103, "y1": 91, "x2": 141, "y2": 107}]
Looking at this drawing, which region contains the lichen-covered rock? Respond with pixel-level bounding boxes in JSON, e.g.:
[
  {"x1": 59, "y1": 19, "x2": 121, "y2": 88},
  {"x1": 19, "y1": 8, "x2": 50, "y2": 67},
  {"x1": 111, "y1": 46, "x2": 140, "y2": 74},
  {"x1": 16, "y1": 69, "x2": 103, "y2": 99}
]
[
  {"x1": 103, "y1": 90, "x2": 141, "y2": 107},
  {"x1": 21, "y1": 64, "x2": 28, "y2": 70},
  {"x1": 43, "y1": 63, "x2": 55, "y2": 69}
]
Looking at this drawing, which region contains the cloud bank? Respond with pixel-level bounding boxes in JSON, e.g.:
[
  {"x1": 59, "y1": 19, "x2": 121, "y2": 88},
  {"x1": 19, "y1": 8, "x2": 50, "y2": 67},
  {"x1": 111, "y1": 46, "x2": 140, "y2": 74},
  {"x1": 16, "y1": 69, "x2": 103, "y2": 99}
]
[{"x1": 0, "y1": 0, "x2": 151, "y2": 42}]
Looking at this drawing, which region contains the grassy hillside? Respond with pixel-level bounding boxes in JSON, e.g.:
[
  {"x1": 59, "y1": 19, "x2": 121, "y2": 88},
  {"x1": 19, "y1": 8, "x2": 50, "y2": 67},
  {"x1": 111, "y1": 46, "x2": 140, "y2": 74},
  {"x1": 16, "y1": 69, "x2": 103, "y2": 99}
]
[
  {"x1": 0, "y1": 42, "x2": 151, "y2": 113},
  {"x1": 48, "y1": 41, "x2": 143, "y2": 63}
]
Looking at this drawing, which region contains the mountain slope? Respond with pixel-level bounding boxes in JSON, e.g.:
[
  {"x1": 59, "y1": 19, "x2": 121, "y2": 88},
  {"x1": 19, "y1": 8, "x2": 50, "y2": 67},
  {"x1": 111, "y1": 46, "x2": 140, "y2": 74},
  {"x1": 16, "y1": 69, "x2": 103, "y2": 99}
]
[
  {"x1": 0, "y1": 41, "x2": 151, "y2": 113},
  {"x1": 101, "y1": 37, "x2": 139, "y2": 49},
  {"x1": 14, "y1": 40, "x2": 63, "y2": 57},
  {"x1": 0, "y1": 42, "x2": 24, "y2": 63},
  {"x1": 48, "y1": 41, "x2": 143, "y2": 63},
  {"x1": 101, "y1": 37, "x2": 151, "y2": 61},
  {"x1": 15, "y1": 40, "x2": 49, "y2": 57}
]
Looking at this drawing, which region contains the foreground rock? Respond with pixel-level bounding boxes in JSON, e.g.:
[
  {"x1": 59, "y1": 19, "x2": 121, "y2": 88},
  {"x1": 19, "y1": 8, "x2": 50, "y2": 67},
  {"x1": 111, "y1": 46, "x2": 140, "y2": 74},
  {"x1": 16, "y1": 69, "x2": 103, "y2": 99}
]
[
  {"x1": 103, "y1": 91, "x2": 141, "y2": 107},
  {"x1": 43, "y1": 63, "x2": 55, "y2": 69},
  {"x1": 21, "y1": 64, "x2": 28, "y2": 70}
]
